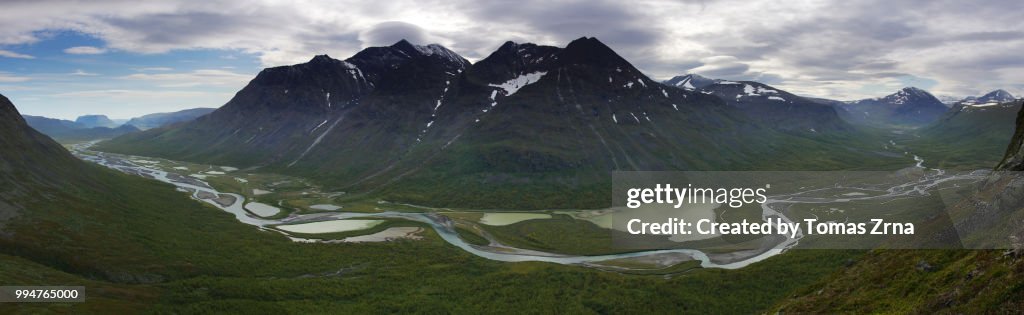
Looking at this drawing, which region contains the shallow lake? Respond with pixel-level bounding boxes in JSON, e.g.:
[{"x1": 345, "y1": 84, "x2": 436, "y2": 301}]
[
  {"x1": 479, "y1": 213, "x2": 551, "y2": 226},
  {"x1": 244, "y1": 202, "x2": 281, "y2": 217},
  {"x1": 276, "y1": 219, "x2": 384, "y2": 234}
]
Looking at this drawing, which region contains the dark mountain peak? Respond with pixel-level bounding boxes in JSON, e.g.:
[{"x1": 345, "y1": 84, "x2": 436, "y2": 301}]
[
  {"x1": 382, "y1": 39, "x2": 466, "y2": 65},
  {"x1": 497, "y1": 40, "x2": 519, "y2": 51},
  {"x1": 843, "y1": 86, "x2": 947, "y2": 126},
  {"x1": 0, "y1": 93, "x2": 25, "y2": 125},
  {"x1": 565, "y1": 36, "x2": 605, "y2": 50},
  {"x1": 468, "y1": 41, "x2": 561, "y2": 84},
  {"x1": 898, "y1": 86, "x2": 929, "y2": 96},
  {"x1": 878, "y1": 87, "x2": 940, "y2": 105},
  {"x1": 390, "y1": 39, "x2": 418, "y2": 51},
  {"x1": 559, "y1": 36, "x2": 632, "y2": 68},
  {"x1": 309, "y1": 54, "x2": 335, "y2": 63}
]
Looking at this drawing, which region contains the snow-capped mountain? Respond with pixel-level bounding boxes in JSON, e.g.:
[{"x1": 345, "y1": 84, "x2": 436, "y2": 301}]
[
  {"x1": 97, "y1": 37, "x2": 900, "y2": 209},
  {"x1": 961, "y1": 89, "x2": 1016, "y2": 105},
  {"x1": 664, "y1": 78, "x2": 851, "y2": 132},
  {"x1": 838, "y1": 87, "x2": 949, "y2": 126},
  {"x1": 663, "y1": 74, "x2": 718, "y2": 90}
]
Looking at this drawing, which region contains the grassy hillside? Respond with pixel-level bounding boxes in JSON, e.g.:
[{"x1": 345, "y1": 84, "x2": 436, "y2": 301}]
[
  {"x1": 774, "y1": 250, "x2": 1024, "y2": 313},
  {"x1": 909, "y1": 101, "x2": 1023, "y2": 169}
]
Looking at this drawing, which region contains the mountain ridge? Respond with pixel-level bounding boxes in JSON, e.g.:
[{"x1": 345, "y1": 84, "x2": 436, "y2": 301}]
[{"x1": 96, "y1": 37, "x2": 907, "y2": 208}]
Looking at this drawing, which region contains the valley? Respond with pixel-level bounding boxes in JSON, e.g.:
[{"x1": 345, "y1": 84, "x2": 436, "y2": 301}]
[
  {"x1": 71, "y1": 135, "x2": 996, "y2": 273},
  {"x1": 2, "y1": 3, "x2": 1023, "y2": 311}
]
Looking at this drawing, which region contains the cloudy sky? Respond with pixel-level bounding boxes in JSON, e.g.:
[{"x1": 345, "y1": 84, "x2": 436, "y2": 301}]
[{"x1": 1, "y1": 0, "x2": 1021, "y2": 119}]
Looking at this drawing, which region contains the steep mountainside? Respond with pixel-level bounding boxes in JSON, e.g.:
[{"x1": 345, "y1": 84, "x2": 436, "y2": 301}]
[
  {"x1": 0, "y1": 92, "x2": 886, "y2": 314},
  {"x1": 777, "y1": 102, "x2": 1024, "y2": 313},
  {"x1": 913, "y1": 100, "x2": 1023, "y2": 169},
  {"x1": 23, "y1": 115, "x2": 81, "y2": 135},
  {"x1": 840, "y1": 87, "x2": 949, "y2": 126},
  {"x1": 0, "y1": 95, "x2": 91, "y2": 226},
  {"x1": 98, "y1": 37, "x2": 906, "y2": 209},
  {"x1": 996, "y1": 100, "x2": 1024, "y2": 170},
  {"x1": 126, "y1": 108, "x2": 216, "y2": 130}
]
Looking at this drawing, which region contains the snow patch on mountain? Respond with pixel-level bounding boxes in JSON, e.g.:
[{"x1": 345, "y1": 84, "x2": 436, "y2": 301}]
[
  {"x1": 490, "y1": 71, "x2": 548, "y2": 96},
  {"x1": 412, "y1": 44, "x2": 464, "y2": 64}
]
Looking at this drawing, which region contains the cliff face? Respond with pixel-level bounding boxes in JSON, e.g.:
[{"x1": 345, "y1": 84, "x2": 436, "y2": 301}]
[{"x1": 996, "y1": 104, "x2": 1024, "y2": 170}]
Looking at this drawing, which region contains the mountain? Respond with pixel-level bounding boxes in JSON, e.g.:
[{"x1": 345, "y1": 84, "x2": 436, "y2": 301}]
[
  {"x1": 679, "y1": 80, "x2": 851, "y2": 132},
  {"x1": 663, "y1": 73, "x2": 717, "y2": 90},
  {"x1": 937, "y1": 94, "x2": 963, "y2": 106},
  {"x1": 778, "y1": 102, "x2": 1024, "y2": 313},
  {"x1": 838, "y1": 87, "x2": 949, "y2": 126},
  {"x1": 125, "y1": 107, "x2": 216, "y2": 130},
  {"x1": 959, "y1": 89, "x2": 1016, "y2": 106},
  {"x1": 23, "y1": 115, "x2": 140, "y2": 142},
  {"x1": 97, "y1": 37, "x2": 905, "y2": 209},
  {"x1": 22, "y1": 115, "x2": 81, "y2": 134},
  {"x1": 25, "y1": 107, "x2": 215, "y2": 140},
  {"x1": 0, "y1": 93, "x2": 882, "y2": 314},
  {"x1": 0, "y1": 96, "x2": 85, "y2": 194},
  {"x1": 997, "y1": 100, "x2": 1024, "y2": 170},
  {"x1": 914, "y1": 100, "x2": 1024, "y2": 168},
  {"x1": 74, "y1": 114, "x2": 119, "y2": 128}
]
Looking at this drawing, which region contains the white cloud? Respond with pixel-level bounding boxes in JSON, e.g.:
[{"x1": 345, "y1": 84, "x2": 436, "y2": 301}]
[
  {"x1": 120, "y1": 69, "x2": 252, "y2": 88},
  {"x1": 0, "y1": 72, "x2": 31, "y2": 82},
  {"x1": 52, "y1": 89, "x2": 224, "y2": 99},
  {"x1": 70, "y1": 69, "x2": 99, "y2": 76},
  {"x1": 135, "y1": 67, "x2": 174, "y2": 71},
  {"x1": 0, "y1": 49, "x2": 34, "y2": 59},
  {"x1": 63, "y1": 46, "x2": 107, "y2": 54}
]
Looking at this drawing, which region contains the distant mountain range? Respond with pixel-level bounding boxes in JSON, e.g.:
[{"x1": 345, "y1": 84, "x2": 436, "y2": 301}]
[
  {"x1": 125, "y1": 108, "x2": 216, "y2": 130},
  {"x1": 75, "y1": 114, "x2": 121, "y2": 128},
  {"x1": 23, "y1": 108, "x2": 215, "y2": 141},
  {"x1": 23, "y1": 115, "x2": 140, "y2": 142},
  {"x1": 955, "y1": 89, "x2": 1017, "y2": 106},
  {"x1": 97, "y1": 37, "x2": 905, "y2": 209},
  {"x1": 836, "y1": 87, "x2": 949, "y2": 126},
  {"x1": 663, "y1": 76, "x2": 850, "y2": 132}
]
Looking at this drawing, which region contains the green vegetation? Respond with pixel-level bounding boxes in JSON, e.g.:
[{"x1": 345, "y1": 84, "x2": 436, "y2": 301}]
[
  {"x1": 1, "y1": 154, "x2": 874, "y2": 313},
  {"x1": 454, "y1": 227, "x2": 489, "y2": 246},
  {"x1": 774, "y1": 250, "x2": 1024, "y2": 313},
  {"x1": 480, "y1": 214, "x2": 621, "y2": 255},
  {"x1": 908, "y1": 102, "x2": 1022, "y2": 169}
]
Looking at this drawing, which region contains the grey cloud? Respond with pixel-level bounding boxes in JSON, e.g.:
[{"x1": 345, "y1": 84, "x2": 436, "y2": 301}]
[
  {"x1": 359, "y1": 21, "x2": 430, "y2": 46},
  {"x1": 464, "y1": 0, "x2": 664, "y2": 47},
  {"x1": 0, "y1": 0, "x2": 1023, "y2": 99}
]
